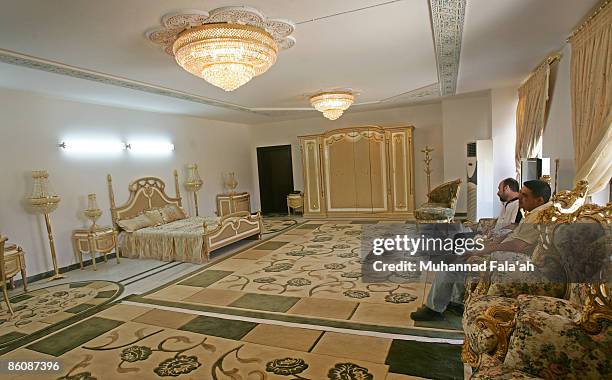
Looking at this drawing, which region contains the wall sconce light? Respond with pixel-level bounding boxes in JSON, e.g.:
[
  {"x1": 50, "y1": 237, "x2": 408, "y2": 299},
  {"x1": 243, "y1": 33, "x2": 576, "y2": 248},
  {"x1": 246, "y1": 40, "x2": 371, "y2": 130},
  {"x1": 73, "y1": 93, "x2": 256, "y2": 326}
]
[
  {"x1": 59, "y1": 140, "x2": 126, "y2": 154},
  {"x1": 58, "y1": 140, "x2": 175, "y2": 155},
  {"x1": 126, "y1": 141, "x2": 175, "y2": 155}
]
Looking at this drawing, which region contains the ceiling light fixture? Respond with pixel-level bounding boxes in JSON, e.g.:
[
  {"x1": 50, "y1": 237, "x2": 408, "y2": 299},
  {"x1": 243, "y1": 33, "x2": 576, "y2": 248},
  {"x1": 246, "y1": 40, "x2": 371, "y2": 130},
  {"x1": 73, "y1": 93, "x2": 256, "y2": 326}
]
[
  {"x1": 147, "y1": 7, "x2": 296, "y2": 92},
  {"x1": 173, "y1": 23, "x2": 278, "y2": 91},
  {"x1": 309, "y1": 92, "x2": 355, "y2": 120}
]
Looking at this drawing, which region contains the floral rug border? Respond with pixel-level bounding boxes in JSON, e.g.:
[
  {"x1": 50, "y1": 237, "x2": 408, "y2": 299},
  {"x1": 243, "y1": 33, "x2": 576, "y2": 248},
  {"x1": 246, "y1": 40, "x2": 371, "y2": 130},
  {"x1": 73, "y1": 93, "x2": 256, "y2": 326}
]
[
  {"x1": 124, "y1": 296, "x2": 464, "y2": 340},
  {"x1": 0, "y1": 281, "x2": 124, "y2": 355}
]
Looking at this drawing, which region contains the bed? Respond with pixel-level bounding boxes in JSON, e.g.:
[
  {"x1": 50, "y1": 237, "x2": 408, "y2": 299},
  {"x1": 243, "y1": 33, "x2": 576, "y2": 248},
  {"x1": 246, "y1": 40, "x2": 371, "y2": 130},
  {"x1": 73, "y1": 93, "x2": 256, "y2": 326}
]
[{"x1": 107, "y1": 171, "x2": 262, "y2": 263}]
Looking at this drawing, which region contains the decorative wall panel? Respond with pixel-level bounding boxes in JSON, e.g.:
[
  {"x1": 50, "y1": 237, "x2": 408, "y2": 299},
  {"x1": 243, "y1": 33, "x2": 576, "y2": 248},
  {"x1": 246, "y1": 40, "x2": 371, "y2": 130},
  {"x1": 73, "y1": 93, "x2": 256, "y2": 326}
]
[{"x1": 299, "y1": 138, "x2": 324, "y2": 216}]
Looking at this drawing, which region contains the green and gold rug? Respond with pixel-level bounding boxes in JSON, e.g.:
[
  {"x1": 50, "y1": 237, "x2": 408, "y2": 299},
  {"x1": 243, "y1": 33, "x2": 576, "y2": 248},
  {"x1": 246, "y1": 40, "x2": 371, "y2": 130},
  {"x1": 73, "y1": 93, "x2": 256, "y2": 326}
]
[
  {"x1": 262, "y1": 217, "x2": 299, "y2": 234},
  {"x1": 3, "y1": 303, "x2": 463, "y2": 379},
  {"x1": 128, "y1": 221, "x2": 463, "y2": 338},
  {"x1": 0, "y1": 280, "x2": 122, "y2": 355}
]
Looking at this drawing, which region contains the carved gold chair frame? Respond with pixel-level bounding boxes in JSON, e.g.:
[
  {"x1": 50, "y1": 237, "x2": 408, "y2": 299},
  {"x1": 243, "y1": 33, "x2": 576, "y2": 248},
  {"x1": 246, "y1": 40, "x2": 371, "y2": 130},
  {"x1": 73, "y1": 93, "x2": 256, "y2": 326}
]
[{"x1": 461, "y1": 180, "x2": 611, "y2": 369}]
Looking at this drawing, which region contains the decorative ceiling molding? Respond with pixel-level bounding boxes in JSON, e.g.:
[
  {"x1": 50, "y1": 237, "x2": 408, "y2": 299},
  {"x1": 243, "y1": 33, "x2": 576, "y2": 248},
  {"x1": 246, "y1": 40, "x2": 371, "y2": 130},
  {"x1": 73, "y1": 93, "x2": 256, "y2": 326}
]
[
  {"x1": 379, "y1": 83, "x2": 440, "y2": 103},
  {"x1": 429, "y1": 0, "x2": 466, "y2": 96},
  {"x1": 296, "y1": 0, "x2": 405, "y2": 24},
  {"x1": 146, "y1": 6, "x2": 296, "y2": 56},
  {"x1": 0, "y1": 48, "x2": 441, "y2": 116},
  {"x1": 0, "y1": 48, "x2": 258, "y2": 114},
  {"x1": 253, "y1": 83, "x2": 440, "y2": 112}
]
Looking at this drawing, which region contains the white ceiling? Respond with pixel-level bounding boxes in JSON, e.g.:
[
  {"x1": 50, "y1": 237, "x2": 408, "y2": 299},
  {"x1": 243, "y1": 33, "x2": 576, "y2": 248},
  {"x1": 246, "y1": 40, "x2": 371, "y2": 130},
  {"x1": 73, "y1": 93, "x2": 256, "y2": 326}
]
[{"x1": 0, "y1": 0, "x2": 599, "y2": 124}]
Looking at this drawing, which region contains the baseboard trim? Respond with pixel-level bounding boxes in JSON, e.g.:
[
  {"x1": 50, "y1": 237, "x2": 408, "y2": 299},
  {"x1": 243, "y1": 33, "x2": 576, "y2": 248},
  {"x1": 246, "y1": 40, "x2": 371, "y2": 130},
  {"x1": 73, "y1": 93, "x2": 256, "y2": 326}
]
[{"x1": 9, "y1": 253, "x2": 119, "y2": 288}]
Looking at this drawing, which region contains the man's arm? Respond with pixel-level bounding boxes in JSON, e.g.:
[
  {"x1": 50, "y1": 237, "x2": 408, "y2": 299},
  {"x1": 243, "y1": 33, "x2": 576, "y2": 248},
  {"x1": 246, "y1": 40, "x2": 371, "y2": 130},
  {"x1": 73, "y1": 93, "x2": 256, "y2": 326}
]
[{"x1": 474, "y1": 238, "x2": 534, "y2": 257}]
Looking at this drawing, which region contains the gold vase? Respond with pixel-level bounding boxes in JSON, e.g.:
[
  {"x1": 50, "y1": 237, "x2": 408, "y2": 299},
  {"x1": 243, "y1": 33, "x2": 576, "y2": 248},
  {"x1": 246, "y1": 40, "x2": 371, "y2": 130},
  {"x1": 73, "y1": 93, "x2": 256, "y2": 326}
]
[
  {"x1": 225, "y1": 172, "x2": 238, "y2": 194},
  {"x1": 84, "y1": 193, "x2": 102, "y2": 230}
]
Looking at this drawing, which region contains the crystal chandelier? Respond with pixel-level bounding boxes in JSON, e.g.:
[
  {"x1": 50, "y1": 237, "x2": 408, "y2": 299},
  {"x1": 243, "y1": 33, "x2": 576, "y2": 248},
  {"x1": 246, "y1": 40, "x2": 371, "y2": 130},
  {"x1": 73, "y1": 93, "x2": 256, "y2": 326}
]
[
  {"x1": 173, "y1": 23, "x2": 278, "y2": 91},
  {"x1": 309, "y1": 92, "x2": 355, "y2": 120}
]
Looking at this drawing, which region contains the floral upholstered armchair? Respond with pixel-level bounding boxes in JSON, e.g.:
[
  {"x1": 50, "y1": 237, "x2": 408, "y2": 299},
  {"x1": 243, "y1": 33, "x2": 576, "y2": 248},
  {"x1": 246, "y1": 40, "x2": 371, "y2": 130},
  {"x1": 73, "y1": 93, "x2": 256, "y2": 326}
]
[
  {"x1": 462, "y1": 196, "x2": 611, "y2": 379},
  {"x1": 468, "y1": 281, "x2": 611, "y2": 380},
  {"x1": 414, "y1": 179, "x2": 461, "y2": 225},
  {"x1": 463, "y1": 180, "x2": 590, "y2": 307}
]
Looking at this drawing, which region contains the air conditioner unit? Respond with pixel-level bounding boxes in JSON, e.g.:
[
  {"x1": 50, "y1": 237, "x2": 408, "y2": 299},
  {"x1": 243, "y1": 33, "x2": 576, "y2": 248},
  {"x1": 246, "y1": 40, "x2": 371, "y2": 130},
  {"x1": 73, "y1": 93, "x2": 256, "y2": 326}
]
[{"x1": 466, "y1": 140, "x2": 493, "y2": 222}]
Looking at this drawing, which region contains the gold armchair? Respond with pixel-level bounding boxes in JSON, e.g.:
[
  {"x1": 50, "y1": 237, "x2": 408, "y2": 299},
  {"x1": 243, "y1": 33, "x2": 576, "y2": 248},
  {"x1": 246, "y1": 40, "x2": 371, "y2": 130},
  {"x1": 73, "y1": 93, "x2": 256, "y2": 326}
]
[
  {"x1": 462, "y1": 195, "x2": 611, "y2": 378},
  {"x1": 469, "y1": 281, "x2": 611, "y2": 379},
  {"x1": 414, "y1": 179, "x2": 461, "y2": 225}
]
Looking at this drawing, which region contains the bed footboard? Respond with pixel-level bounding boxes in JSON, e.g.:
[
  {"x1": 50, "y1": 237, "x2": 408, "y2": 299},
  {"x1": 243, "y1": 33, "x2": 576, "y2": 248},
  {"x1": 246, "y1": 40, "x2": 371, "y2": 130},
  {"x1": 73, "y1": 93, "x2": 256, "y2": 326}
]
[{"x1": 202, "y1": 211, "x2": 262, "y2": 260}]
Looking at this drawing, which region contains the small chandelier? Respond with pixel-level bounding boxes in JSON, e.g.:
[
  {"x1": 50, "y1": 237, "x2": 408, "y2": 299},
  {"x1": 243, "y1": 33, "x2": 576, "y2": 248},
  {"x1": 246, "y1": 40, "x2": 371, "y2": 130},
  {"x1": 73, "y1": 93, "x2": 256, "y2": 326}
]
[
  {"x1": 173, "y1": 23, "x2": 278, "y2": 91},
  {"x1": 310, "y1": 92, "x2": 355, "y2": 120},
  {"x1": 147, "y1": 7, "x2": 296, "y2": 92}
]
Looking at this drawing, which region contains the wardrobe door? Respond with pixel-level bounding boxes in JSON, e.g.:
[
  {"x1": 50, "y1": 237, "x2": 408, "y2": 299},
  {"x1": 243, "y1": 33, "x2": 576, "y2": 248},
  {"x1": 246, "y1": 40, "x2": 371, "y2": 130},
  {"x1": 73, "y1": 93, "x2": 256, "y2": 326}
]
[
  {"x1": 300, "y1": 137, "x2": 324, "y2": 216},
  {"x1": 323, "y1": 130, "x2": 357, "y2": 213},
  {"x1": 353, "y1": 129, "x2": 373, "y2": 212},
  {"x1": 366, "y1": 128, "x2": 388, "y2": 213}
]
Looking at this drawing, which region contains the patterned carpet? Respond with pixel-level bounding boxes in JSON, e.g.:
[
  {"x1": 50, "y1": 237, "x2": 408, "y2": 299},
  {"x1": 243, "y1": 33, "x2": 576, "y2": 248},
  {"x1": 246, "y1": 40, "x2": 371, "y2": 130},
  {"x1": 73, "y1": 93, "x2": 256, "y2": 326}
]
[
  {"x1": 0, "y1": 280, "x2": 122, "y2": 354},
  {"x1": 262, "y1": 217, "x2": 298, "y2": 235},
  {"x1": 130, "y1": 221, "x2": 462, "y2": 336},
  {"x1": 4, "y1": 303, "x2": 463, "y2": 379},
  {"x1": 1, "y1": 221, "x2": 466, "y2": 379}
]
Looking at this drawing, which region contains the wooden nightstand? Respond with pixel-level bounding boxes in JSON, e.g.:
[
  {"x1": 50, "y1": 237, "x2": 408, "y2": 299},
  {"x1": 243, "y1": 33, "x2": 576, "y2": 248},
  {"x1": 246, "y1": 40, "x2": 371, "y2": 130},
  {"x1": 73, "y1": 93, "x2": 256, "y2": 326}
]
[
  {"x1": 4, "y1": 244, "x2": 27, "y2": 291},
  {"x1": 72, "y1": 226, "x2": 119, "y2": 271},
  {"x1": 216, "y1": 192, "x2": 251, "y2": 216}
]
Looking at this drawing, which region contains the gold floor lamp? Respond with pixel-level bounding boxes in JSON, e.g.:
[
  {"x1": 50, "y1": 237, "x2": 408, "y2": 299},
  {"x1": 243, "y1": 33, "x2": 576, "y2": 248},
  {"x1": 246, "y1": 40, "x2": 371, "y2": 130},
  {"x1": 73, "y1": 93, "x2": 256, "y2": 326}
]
[{"x1": 27, "y1": 170, "x2": 64, "y2": 280}]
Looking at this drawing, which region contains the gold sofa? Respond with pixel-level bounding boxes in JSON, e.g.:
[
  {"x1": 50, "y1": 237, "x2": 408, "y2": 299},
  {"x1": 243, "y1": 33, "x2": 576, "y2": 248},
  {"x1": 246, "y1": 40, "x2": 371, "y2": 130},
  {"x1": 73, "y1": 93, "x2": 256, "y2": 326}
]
[
  {"x1": 414, "y1": 179, "x2": 461, "y2": 225},
  {"x1": 462, "y1": 192, "x2": 611, "y2": 378},
  {"x1": 468, "y1": 281, "x2": 611, "y2": 379}
]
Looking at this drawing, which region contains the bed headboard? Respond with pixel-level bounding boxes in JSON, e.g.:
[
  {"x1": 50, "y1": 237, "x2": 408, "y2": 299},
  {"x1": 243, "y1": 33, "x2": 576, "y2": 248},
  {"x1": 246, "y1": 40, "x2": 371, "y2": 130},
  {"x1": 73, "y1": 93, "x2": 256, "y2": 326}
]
[{"x1": 107, "y1": 171, "x2": 182, "y2": 230}]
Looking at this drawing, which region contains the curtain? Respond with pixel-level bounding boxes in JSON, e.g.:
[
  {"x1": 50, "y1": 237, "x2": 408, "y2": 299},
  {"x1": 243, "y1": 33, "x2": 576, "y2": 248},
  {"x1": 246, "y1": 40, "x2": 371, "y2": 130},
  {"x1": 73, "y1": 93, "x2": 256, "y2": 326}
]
[
  {"x1": 515, "y1": 61, "x2": 551, "y2": 177},
  {"x1": 569, "y1": 2, "x2": 612, "y2": 194}
]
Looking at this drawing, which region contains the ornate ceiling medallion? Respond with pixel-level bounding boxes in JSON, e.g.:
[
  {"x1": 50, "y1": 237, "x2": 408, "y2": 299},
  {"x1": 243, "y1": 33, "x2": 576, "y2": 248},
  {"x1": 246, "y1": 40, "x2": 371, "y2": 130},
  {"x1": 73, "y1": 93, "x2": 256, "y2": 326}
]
[
  {"x1": 309, "y1": 91, "x2": 355, "y2": 120},
  {"x1": 146, "y1": 6, "x2": 296, "y2": 91}
]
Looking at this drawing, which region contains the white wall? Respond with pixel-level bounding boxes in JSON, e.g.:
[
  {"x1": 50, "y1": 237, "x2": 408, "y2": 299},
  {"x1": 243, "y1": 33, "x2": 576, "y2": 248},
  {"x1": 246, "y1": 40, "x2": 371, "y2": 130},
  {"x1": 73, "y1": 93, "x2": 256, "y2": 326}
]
[
  {"x1": 249, "y1": 103, "x2": 445, "y2": 210},
  {"x1": 0, "y1": 88, "x2": 254, "y2": 278},
  {"x1": 543, "y1": 44, "x2": 575, "y2": 193},
  {"x1": 441, "y1": 94, "x2": 492, "y2": 213},
  {"x1": 491, "y1": 86, "x2": 519, "y2": 205}
]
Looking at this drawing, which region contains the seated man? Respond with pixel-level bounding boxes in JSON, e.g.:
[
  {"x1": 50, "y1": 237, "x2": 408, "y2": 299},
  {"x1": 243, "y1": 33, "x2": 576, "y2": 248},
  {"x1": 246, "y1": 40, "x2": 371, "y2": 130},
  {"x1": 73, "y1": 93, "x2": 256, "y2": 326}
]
[
  {"x1": 411, "y1": 180, "x2": 552, "y2": 321},
  {"x1": 456, "y1": 177, "x2": 521, "y2": 240},
  {"x1": 492, "y1": 177, "x2": 522, "y2": 230}
]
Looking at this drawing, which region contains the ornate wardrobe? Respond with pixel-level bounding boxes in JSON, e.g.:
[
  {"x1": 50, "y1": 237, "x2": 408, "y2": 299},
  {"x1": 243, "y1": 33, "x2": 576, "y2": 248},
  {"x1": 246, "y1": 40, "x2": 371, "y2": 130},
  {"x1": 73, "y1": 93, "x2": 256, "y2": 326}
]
[{"x1": 299, "y1": 126, "x2": 415, "y2": 218}]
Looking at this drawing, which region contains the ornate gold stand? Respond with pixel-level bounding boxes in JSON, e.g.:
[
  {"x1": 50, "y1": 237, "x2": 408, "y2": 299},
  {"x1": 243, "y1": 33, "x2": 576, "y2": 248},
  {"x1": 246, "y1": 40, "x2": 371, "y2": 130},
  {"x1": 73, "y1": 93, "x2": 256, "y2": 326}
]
[
  {"x1": 554, "y1": 158, "x2": 560, "y2": 194},
  {"x1": 43, "y1": 212, "x2": 64, "y2": 280},
  {"x1": 185, "y1": 164, "x2": 203, "y2": 217},
  {"x1": 421, "y1": 145, "x2": 434, "y2": 194}
]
